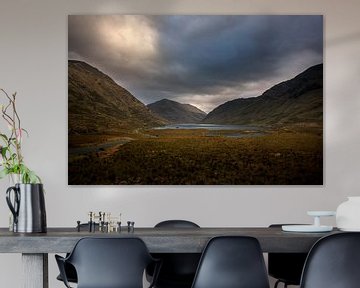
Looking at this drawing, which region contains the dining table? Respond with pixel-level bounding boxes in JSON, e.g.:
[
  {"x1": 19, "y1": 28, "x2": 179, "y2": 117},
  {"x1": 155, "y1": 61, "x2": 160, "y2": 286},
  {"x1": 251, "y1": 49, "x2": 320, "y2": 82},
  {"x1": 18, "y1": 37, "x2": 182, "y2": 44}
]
[{"x1": 0, "y1": 226, "x2": 339, "y2": 288}]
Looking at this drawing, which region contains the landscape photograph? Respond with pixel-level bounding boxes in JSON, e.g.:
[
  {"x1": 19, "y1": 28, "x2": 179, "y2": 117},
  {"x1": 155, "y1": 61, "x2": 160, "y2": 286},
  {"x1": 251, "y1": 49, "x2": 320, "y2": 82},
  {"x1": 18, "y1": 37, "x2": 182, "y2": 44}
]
[{"x1": 68, "y1": 15, "x2": 323, "y2": 185}]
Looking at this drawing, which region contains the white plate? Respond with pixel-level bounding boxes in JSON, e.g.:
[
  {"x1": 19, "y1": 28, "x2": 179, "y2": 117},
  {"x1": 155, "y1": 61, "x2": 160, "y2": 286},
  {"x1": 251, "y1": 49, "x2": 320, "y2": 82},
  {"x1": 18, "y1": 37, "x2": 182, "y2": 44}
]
[
  {"x1": 282, "y1": 225, "x2": 333, "y2": 232},
  {"x1": 307, "y1": 211, "x2": 336, "y2": 217}
]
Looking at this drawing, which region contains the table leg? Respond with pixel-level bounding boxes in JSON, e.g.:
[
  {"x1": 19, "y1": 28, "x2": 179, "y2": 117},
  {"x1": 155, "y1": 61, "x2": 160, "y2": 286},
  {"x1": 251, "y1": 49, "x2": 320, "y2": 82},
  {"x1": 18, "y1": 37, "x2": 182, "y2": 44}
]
[{"x1": 22, "y1": 253, "x2": 48, "y2": 288}]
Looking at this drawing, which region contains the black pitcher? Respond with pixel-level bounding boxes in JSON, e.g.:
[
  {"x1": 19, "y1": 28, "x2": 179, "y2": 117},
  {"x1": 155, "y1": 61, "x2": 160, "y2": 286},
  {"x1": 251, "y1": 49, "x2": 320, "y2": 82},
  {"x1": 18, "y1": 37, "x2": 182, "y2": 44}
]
[{"x1": 6, "y1": 183, "x2": 47, "y2": 233}]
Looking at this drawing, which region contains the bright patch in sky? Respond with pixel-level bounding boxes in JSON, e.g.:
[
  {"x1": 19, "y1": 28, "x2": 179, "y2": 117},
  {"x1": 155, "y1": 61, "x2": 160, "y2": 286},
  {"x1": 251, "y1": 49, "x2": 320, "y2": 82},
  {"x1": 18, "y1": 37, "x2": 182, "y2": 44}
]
[{"x1": 69, "y1": 15, "x2": 323, "y2": 113}]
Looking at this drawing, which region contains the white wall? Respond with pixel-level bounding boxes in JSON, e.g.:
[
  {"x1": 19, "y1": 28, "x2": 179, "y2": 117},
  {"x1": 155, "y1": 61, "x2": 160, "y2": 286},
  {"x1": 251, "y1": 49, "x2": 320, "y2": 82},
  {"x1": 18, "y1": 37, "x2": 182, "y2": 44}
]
[{"x1": 1, "y1": 0, "x2": 360, "y2": 287}]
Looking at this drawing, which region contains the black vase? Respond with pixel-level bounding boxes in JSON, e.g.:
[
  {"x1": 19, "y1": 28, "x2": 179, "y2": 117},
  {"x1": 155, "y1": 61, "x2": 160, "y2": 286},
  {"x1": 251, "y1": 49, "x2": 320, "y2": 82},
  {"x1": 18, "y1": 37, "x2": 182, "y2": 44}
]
[{"x1": 6, "y1": 183, "x2": 47, "y2": 233}]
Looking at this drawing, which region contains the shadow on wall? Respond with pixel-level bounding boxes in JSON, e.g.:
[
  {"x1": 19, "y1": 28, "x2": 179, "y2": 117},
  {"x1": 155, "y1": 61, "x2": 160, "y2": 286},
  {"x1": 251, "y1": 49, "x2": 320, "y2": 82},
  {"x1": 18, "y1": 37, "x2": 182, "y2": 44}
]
[{"x1": 327, "y1": 31, "x2": 360, "y2": 47}]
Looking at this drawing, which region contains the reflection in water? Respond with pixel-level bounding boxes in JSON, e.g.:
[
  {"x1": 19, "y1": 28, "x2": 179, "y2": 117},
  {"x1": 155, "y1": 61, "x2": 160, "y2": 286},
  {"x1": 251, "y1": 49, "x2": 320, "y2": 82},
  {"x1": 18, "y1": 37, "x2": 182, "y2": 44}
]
[
  {"x1": 153, "y1": 123, "x2": 266, "y2": 138},
  {"x1": 207, "y1": 131, "x2": 266, "y2": 138},
  {"x1": 154, "y1": 123, "x2": 262, "y2": 131}
]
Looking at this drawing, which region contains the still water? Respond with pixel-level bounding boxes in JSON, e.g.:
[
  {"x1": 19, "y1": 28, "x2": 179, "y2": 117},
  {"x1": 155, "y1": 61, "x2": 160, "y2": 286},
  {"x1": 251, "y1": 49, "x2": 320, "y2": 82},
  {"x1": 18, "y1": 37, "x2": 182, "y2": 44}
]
[
  {"x1": 153, "y1": 123, "x2": 266, "y2": 138},
  {"x1": 154, "y1": 123, "x2": 262, "y2": 131}
]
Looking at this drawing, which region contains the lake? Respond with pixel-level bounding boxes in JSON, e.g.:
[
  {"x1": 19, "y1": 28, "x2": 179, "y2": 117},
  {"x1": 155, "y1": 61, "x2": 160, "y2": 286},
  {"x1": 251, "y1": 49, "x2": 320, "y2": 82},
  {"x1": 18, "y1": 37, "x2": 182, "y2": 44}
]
[
  {"x1": 153, "y1": 123, "x2": 266, "y2": 138},
  {"x1": 154, "y1": 123, "x2": 262, "y2": 131}
]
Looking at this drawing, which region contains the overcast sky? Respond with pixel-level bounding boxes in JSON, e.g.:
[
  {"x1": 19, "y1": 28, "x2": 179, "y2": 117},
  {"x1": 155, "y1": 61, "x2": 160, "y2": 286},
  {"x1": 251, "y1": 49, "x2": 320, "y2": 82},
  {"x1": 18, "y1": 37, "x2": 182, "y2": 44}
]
[{"x1": 69, "y1": 15, "x2": 323, "y2": 113}]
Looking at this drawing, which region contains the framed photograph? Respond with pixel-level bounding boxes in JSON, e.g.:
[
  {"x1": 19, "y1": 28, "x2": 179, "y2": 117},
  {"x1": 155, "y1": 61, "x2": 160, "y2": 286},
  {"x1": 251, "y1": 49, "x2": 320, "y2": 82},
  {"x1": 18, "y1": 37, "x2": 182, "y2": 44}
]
[{"x1": 68, "y1": 15, "x2": 323, "y2": 185}]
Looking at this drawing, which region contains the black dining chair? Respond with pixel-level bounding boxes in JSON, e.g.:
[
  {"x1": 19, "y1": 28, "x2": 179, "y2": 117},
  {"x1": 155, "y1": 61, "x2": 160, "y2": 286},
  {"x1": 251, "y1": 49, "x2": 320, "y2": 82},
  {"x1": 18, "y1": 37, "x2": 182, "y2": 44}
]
[
  {"x1": 300, "y1": 232, "x2": 360, "y2": 288},
  {"x1": 55, "y1": 237, "x2": 161, "y2": 288},
  {"x1": 56, "y1": 223, "x2": 99, "y2": 284},
  {"x1": 147, "y1": 220, "x2": 201, "y2": 288},
  {"x1": 268, "y1": 224, "x2": 308, "y2": 288},
  {"x1": 191, "y1": 236, "x2": 270, "y2": 288}
]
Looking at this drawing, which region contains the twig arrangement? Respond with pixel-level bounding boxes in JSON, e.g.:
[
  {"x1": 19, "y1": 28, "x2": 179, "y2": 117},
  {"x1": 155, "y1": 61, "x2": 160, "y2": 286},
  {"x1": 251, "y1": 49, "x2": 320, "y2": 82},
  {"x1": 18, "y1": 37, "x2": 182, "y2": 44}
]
[{"x1": 0, "y1": 88, "x2": 41, "y2": 183}]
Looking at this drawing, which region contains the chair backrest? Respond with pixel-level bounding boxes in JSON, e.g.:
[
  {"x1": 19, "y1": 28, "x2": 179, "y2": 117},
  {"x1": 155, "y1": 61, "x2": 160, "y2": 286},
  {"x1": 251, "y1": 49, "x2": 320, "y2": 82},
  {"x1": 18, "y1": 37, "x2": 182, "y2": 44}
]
[
  {"x1": 300, "y1": 232, "x2": 360, "y2": 288},
  {"x1": 67, "y1": 237, "x2": 154, "y2": 288},
  {"x1": 155, "y1": 220, "x2": 200, "y2": 228},
  {"x1": 191, "y1": 236, "x2": 270, "y2": 288},
  {"x1": 151, "y1": 220, "x2": 201, "y2": 286}
]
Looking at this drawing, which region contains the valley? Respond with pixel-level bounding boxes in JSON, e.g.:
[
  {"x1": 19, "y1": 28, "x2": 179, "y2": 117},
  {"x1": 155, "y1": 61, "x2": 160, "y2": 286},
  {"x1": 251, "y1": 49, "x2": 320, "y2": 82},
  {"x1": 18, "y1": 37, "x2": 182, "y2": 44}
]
[
  {"x1": 68, "y1": 124, "x2": 322, "y2": 185},
  {"x1": 68, "y1": 60, "x2": 323, "y2": 185}
]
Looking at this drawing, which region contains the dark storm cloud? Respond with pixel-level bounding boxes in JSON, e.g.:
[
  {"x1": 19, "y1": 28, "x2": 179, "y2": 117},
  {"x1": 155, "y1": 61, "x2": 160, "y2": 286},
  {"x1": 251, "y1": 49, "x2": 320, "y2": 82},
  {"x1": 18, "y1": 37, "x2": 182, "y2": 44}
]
[{"x1": 69, "y1": 15, "x2": 323, "y2": 112}]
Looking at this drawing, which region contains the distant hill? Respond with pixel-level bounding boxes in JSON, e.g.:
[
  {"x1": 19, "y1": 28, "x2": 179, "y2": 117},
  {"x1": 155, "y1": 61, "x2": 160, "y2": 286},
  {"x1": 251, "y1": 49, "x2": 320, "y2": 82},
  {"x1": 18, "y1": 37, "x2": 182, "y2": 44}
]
[
  {"x1": 203, "y1": 64, "x2": 323, "y2": 126},
  {"x1": 68, "y1": 60, "x2": 167, "y2": 135},
  {"x1": 147, "y1": 99, "x2": 207, "y2": 123}
]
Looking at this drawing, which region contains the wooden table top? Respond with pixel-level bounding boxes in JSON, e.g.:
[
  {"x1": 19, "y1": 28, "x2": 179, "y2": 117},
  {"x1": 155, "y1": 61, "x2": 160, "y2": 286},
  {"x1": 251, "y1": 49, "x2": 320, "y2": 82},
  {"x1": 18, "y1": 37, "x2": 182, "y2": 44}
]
[{"x1": 0, "y1": 227, "x2": 339, "y2": 253}]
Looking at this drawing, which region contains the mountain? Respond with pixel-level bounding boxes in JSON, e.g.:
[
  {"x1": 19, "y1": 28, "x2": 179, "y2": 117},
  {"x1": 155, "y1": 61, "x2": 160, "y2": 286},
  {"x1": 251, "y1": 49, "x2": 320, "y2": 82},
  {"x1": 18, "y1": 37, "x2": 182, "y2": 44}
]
[
  {"x1": 68, "y1": 60, "x2": 167, "y2": 135},
  {"x1": 203, "y1": 64, "x2": 323, "y2": 126},
  {"x1": 147, "y1": 99, "x2": 207, "y2": 123}
]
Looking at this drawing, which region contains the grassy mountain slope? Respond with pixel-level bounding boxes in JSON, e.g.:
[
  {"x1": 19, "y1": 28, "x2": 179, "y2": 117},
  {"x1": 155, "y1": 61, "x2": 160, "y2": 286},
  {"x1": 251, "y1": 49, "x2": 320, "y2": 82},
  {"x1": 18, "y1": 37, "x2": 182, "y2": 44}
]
[
  {"x1": 147, "y1": 99, "x2": 207, "y2": 123},
  {"x1": 203, "y1": 64, "x2": 323, "y2": 126},
  {"x1": 68, "y1": 60, "x2": 167, "y2": 135}
]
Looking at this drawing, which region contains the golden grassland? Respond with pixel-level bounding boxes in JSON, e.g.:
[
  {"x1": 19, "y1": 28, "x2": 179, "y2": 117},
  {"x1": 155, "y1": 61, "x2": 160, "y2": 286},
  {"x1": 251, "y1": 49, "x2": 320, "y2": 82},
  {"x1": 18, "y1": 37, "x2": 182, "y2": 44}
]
[
  {"x1": 69, "y1": 133, "x2": 139, "y2": 148},
  {"x1": 68, "y1": 126, "x2": 323, "y2": 185}
]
